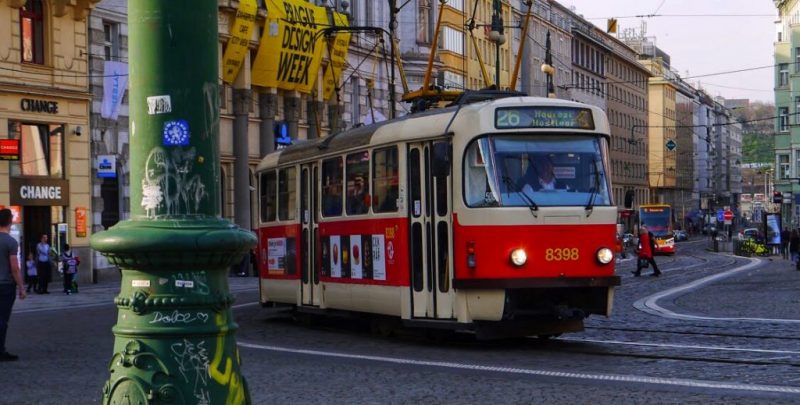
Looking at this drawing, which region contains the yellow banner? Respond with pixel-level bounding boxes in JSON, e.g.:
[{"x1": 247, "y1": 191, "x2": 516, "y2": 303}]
[
  {"x1": 322, "y1": 12, "x2": 350, "y2": 101},
  {"x1": 222, "y1": 0, "x2": 258, "y2": 84},
  {"x1": 252, "y1": 0, "x2": 328, "y2": 93}
]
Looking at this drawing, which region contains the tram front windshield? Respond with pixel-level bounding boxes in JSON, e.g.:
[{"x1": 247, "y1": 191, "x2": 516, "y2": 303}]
[{"x1": 464, "y1": 135, "x2": 611, "y2": 208}]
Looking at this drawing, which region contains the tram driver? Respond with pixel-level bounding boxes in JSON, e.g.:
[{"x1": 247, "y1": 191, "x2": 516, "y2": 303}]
[{"x1": 521, "y1": 155, "x2": 568, "y2": 193}]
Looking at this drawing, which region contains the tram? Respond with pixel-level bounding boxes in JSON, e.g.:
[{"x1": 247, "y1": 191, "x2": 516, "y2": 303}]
[
  {"x1": 256, "y1": 94, "x2": 621, "y2": 339},
  {"x1": 639, "y1": 204, "x2": 676, "y2": 254}
]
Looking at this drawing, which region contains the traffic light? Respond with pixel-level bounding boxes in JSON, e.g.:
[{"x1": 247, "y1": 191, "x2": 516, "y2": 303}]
[{"x1": 773, "y1": 191, "x2": 783, "y2": 204}]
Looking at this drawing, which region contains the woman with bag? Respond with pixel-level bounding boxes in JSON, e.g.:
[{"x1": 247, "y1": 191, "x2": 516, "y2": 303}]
[{"x1": 633, "y1": 225, "x2": 661, "y2": 277}]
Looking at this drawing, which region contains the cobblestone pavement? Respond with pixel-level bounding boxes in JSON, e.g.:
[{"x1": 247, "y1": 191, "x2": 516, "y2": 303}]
[{"x1": 2, "y1": 241, "x2": 799, "y2": 404}]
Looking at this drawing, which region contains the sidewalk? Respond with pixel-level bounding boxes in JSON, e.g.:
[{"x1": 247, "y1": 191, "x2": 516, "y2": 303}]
[{"x1": 12, "y1": 275, "x2": 259, "y2": 314}]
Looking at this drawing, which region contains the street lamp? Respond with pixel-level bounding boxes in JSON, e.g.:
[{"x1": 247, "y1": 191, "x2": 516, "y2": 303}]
[{"x1": 489, "y1": 0, "x2": 505, "y2": 88}]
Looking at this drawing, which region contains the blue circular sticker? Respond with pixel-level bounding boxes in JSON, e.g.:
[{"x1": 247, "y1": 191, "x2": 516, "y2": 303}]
[{"x1": 163, "y1": 119, "x2": 190, "y2": 146}]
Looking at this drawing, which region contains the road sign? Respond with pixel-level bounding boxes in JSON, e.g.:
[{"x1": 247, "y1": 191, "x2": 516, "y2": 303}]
[
  {"x1": 723, "y1": 210, "x2": 733, "y2": 224},
  {"x1": 665, "y1": 139, "x2": 677, "y2": 151},
  {"x1": 716, "y1": 209, "x2": 724, "y2": 222}
]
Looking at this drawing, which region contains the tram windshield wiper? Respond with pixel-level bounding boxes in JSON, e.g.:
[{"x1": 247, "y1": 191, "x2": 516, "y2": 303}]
[
  {"x1": 585, "y1": 158, "x2": 600, "y2": 216},
  {"x1": 502, "y1": 175, "x2": 538, "y2": 216}
]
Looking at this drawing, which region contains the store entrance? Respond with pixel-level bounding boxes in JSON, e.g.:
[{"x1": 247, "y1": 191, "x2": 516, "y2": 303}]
[{"x1": 22, "y1": 206, "x2": 52, "y2": 260}]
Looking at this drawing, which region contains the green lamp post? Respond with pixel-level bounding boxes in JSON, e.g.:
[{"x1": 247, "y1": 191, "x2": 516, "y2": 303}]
[{"x1": 90, "y1": 1, "x2": 256, "y2": 403}]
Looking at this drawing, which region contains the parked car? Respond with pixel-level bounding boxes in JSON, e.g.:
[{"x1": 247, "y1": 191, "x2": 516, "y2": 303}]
[
  {"x1": 674, "y1": 230, "x2": 688, "y2": 241},
  {"x1": 738, "y1": 228, "x2": 761, "y2": 241}
]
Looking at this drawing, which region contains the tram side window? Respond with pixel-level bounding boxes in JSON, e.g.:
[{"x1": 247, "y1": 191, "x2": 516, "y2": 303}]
[
  {"x1": 278, "y1": 167, "x2": 297, "y2": 221},
  {"x1": 346, "y1": 151, "x2": 371, "y2": 215},
  {"x1": 321, "y1": 157, "x2": 343, "y2": 217},
  {"x1": 260, "y1": 171, "x2": 277, "y2": 223},
  {"x1": 373, "y1": 147, "x2": 399, "y2": 213}
]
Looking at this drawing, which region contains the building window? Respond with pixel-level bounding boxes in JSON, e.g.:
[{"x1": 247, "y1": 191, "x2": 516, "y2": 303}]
[
  {"x1": 441, "y1": 26, "x2": 464, "y2": 55},
  {"x1": 796, "y1": 97, "x2": 800, "y2": 124},
  {"x1": 417, "y1": 0, "x2": 432, "y2": 44},
  {"x1": 20, "y1": 0, "x2": 45, "y2": 64},
  {"x1": 779, "y1": 154, "x2": 791, "y2": 180},
  {"x1": 447, "y1": 0, "x2": 463, "y2": 10},
  {"x1": 780, "y1": 107, "x2": 790, "y2": 132},
  {"x1": 779, "y1": 63, "x2": 790, "y2": 86},
  {"x1": 8, "y1": 122, "x2": 64, "y2": 178},
  {"x1": 103, "y1": 22, "x2": 120, "y2": 61}
]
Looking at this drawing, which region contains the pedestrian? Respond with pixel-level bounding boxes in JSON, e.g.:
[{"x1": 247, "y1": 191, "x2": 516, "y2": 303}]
[
  {"x1": 782, "y1": 228, "x2": 791, "y2": 259},
  {"x1": 35, "y1": 234, "x2": 51, "y2": 294},
  {"x1": 0, "y1": 208, "x2": 26, "y2": 361},
  {"x1": 60, "y1": 244, "x2": 79, "y2": 295},
  {"x1": 24, "y1": 252, "x2": 37, "y2": 293},
  {"x1": 633, "y1": 225, "x2": 661, "y2": 277},
  {"x1": 790, "y1": 230, "x2": 800, "y2": 269}
]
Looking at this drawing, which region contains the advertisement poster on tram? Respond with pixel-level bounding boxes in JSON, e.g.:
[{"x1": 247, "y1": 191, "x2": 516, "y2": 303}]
[
  {"x1": 267, "y1": 237, "x2": 287, "y2": 274},
  {"x1": 350, "y1": 236, "x2": 362, "y2": 279},
  {"x1": 329, "y1": 235, "x2": 341, "y2": 277},
  {"x1": 372, "y1": 235, "x2": 386, "y2": 281}
]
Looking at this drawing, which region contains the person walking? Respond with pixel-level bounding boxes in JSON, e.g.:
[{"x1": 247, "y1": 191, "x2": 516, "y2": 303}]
[
  {"x1": 782, "y1": 228, "x2": 791, "y2": 260},
  {"x1": 35, "y1": 234, "x2": 51, "y2": 294},
  {"x1": 792, "y1": 229, "x2": 800, "y2": 270},
  {"x1": 60, "y1": 244, "x2": 79, "y2": 295},
  {"x1": 24, "y1": 252, "x2": 37, "y2": 293},
  {"x1": 633, "y1": 225, "x2": 661, "y2": 277},
  {"x1": 0, "y1": 208, "x2": 26, "y2": 361}
]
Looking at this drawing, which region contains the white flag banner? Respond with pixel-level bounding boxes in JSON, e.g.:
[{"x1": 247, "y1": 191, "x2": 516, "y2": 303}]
[{"x1": 101, "y1": 61, "x2": 129, "y2": 120}]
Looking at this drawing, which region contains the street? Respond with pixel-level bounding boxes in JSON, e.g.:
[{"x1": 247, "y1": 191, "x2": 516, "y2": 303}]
[{"x1": 2, "y1": 239, "x2": 799, "y2": 404}]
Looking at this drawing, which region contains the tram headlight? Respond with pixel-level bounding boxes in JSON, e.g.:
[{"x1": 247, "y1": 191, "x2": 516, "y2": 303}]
[
  {"x1": 596, "y1": 248, "x2": 614, "y2": 265},
  {"x1": 510, "y1": 249, "x2": 527, "y2": 267}
]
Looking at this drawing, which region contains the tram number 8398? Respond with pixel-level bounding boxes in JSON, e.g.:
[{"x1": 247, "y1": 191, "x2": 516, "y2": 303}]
[{"x1": 544, "y1": 248, "x2": 580, "y2": 261}]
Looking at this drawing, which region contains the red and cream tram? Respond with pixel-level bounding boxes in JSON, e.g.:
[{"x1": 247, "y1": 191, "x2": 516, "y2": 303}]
[{"x1": 256, "y1": 95, "x2": 621, "y2": 338}]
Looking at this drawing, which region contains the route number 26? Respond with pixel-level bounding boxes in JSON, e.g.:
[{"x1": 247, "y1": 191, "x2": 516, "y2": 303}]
[
  {"x1": 496, "y1": 110, "x2": 521, "y2": 127},
  {"x1": 545, "y1": 248, "x2": 579, "y2": 261}
]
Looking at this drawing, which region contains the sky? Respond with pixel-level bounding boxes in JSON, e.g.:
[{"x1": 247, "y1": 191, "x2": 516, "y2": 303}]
[{"x1": 563, "y1": 0, "x2": 777, "y2": 103}]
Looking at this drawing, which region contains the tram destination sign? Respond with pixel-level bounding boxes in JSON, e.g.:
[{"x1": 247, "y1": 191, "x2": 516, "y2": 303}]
[{"x1": 495, "y1": 106, "x2": 595, "y2": 130}]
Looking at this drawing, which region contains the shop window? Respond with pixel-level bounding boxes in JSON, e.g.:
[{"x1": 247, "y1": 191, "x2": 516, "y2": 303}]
[
  {"x1": 373, "y1": 147, "x2": 399, "y2": 213},
  {"x1": 346, "y1": 151, "x2": 370, "y2": 215},
  {"x1": 321, "y1": 157, "x2": 343, "y2": 217},
  {"x1": 8, "y1": 122, "x2": 63, "y2": 178},
  {"x1": 278, "y1": 167, "x2": 296, "y2": 221},
  {"x1": 260, "y1": 171, "x2": 276, "y2": 222},
  {"x1": 20, "y1": 0, "x2": 45, "y2": 65}
]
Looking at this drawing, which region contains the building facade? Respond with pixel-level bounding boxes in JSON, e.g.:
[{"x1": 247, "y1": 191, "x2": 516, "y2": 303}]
[
  {"x1": 0, "y1": 0, "x2": 99, "y2": 282},
  {"x1": 87, "y1": 0, "x2": 127, "y2": 275},
  {"x1": 774, "y1": 0, "x2": 800, "y2": 227},
  {"x1": 604, "y1": 34, "x2": 651, "y2": 210}
]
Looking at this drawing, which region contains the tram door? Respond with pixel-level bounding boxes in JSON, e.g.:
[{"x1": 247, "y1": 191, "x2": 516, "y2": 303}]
[
  {"x1": 300, "y1": 164, "x2": 321, "y2": 306},
  {"x1": 408, "y1": 142, "x2": 455, "y2": 319}
]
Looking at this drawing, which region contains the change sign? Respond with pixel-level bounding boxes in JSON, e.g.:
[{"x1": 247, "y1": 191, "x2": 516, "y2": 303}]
[{"x1": 252, "y1": 0, "x2": 328, "y2": 93}]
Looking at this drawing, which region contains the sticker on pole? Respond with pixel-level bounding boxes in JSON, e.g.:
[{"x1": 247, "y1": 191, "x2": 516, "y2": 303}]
[
  {"x1": 163, "y1": 119, "x2": 190, "y2": 146},
  {"x1": 132, "y1": 280, "x2": 151, "y2": 288},
  {"x1": 147, "y1": 95, "x2": 172, "y2": 115}
]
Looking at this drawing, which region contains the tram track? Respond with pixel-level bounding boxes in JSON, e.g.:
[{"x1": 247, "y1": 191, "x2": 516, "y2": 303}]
[{"x1": 536, "y1": 337, "x2": 800, "y2": 368}]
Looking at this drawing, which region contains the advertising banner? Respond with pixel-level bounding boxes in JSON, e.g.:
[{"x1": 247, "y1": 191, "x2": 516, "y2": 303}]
[
  {"x1": 0, "y1": 139, "x2": 20, "y2": 161},
  {"x1": 321, "y1": 12, "x2": 350, "y2": 100},
  {"x1": 75, "y1": 207, "x2": 87, "y2": 237},
  {"x1": 222, "y1": 0, "x2": 258, "y2": 83},
  {"x1": 100, "y1": 61, "x2": 129, "y2": 120},
  {"x1": 252, "y1": 0, "x2": 328, "y2": 93}
]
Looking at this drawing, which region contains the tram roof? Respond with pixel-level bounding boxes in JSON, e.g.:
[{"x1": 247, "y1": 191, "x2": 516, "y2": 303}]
[{"x1": 257, "y1": 96, "x2": 608, "y2": 171}]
